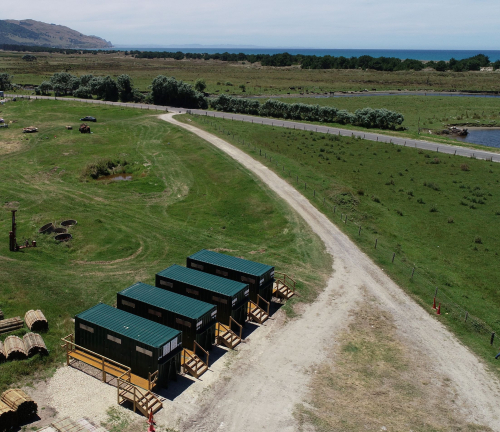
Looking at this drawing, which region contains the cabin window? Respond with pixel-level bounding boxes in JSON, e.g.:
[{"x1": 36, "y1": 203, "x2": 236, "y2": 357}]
[
  {"x1": 191, "y1": 262, "x2": 204, "y2": 270},
  {"x1": 162, "y1": 342, "x2": 171, "y2": 357},
  {"x1": 148, "y1": 309, "x2": 162, "y2": 318},
  {"x1": 212, "y1": 296, "x2": 227, "y2": 304},
  {"x1": 79, "y1": 323, "x2": 94, "y2": 333},
  {"x1": 121, "y1": 299, "x2": 135, "y2": 308},
  {"x1": 160, "y1": 280, "x2": 173, "y2": 288},
  {"x1": 216, "y1": 269, "x2": 228, "y2": 277},
  {"x1": 176, "y1": 318, "x2": 192, "y2": 328},
  {"x1": 136, "y1": 346, "x2": 152, "y2": 357},
  {"x1": 107, "y1": 334, "x2": 121, "y2": 344},
  {"x1": 186, "y1": 288, "x2": 199, "y2": 296}
]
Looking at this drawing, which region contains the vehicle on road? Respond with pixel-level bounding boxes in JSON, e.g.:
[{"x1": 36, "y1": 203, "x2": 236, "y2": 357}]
[{"x1": 80, "y1": 116, "x2": 96, "y2": 122}]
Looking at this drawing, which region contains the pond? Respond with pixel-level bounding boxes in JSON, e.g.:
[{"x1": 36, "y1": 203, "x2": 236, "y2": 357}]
[{"x1": 454, "y1": 129, "x2": 500, "y2": 149}]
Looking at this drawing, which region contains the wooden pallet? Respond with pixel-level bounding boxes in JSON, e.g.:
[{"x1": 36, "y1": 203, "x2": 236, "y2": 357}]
[{"x1": 0, "y1": 317, "x2": 23, "y2": 335}]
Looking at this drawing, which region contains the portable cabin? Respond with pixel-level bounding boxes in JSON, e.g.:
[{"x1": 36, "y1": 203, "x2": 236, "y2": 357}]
[
  {"x1": 187, "y1": 249, "x2": 275, "y2": 304},
  {"x1": 156, "y1": 265, "x2": 249, "y2": 328},
  {"x1": 117, "y1": 282, "x2": 217, "y2": 352},
  {"x1": 75, "y1": 303, "x2": 182, "y2": 387}
]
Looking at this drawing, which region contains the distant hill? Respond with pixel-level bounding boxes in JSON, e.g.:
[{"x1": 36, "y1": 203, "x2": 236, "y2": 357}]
[{"x1": 0, "y1": 19, "x2": 112, "y2": 49}]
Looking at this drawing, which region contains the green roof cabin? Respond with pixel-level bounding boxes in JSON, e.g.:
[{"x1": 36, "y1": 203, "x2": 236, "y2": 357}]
[
  {"x1": 117, "y1": 282, "x2": 217, "y2": 352},
  {"x1": 156, "y1": 265, "x2": 249, "y2": 329},
  {"x1": 75, "y1": 303, "x2": 181, "y2": 387},
  {"x1": 187, "y1": 249, "x2": 275, "y2": 303}
]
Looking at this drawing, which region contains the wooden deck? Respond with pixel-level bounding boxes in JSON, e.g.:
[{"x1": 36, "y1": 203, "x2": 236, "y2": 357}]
[{"x1": 69, "y1": 349, "x2": 151, "y2": 390}]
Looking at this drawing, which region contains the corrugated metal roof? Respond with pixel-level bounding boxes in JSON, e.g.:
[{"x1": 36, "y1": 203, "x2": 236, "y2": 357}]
[
  {"x1": 157, "y1": 265, "x2": 247, "y2": 297},
  {"x1": 119, "y1": 282, "x2": 215, "y2": 320},
  {"x1": 188, "y1": 249, "x2": 273, "y2": 276},
  {"x1": 75, "y1": 303, "x2": 180, "y2": 348}
]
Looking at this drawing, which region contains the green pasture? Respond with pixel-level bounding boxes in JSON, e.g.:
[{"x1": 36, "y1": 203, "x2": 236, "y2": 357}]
[
  {"x1": 183, "y1": 114, "x2": 500, "y2": 372},
  {"x1": 0, "y1": 99, "x2": 331, "y2": 391},
  {"x1": 2, "y1": 50, "x2": 500, "y2": 95}
]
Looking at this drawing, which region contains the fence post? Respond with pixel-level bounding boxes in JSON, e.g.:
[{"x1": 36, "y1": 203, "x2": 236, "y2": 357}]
[
  {"x1": 465, "y1": 311, "x2": 468, "y2": 322},
  {"x1": 434, "y1": 287, "x2": 438, "y2": 298},
  {"x1": 411, "y1": 267, "x2": 415, "y2": 278},
  {"x1": 375, "y1": 238, "x2": 378, "y2": 249},
  {"x1": 491, "y1": 332, "x2": 495, "y2": 345},
  {"x1": 358, "y1": 226, "x2": 361, "y2": 235},
  {"x1": 392, "y1": 252, "x2": 395, "y2": 263},
  {"x1": 314, "y1": 189, "x2": 315, "y2": 196}
]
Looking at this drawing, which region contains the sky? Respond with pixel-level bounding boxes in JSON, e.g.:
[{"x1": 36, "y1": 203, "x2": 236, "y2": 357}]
[{"x1": 5, "y1": 0, "x2": 500, "y2": 49}]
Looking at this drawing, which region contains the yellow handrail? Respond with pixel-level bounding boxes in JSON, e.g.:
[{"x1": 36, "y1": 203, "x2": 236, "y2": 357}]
[
  {"x1": 193, "y1": 340, "x2": 210, "y2": 368},
  {"x1": 257, "y1": 295, "x2": 270, "y2": 315},
  {"x1": 229, "y1": 316, "x2": 243, "y2": 340}
]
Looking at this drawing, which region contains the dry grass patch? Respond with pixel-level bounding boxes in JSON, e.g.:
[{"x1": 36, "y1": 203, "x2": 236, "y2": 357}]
[{"x1": 295, "y1": 300, "x2": 492, "y2": 432}]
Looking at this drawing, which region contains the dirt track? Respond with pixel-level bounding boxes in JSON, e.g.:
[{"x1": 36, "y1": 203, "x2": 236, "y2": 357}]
[{"x1": 160, "y1": 113, "x2": 500, "y2": 431}]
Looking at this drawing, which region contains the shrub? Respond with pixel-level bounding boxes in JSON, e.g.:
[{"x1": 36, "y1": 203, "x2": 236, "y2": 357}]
[
  {"x1": 448, "y1": 217, "x2": 454, "y2": 223},
  {"x1": 424, "y1": 181, "x2": 440, "y2": 191},
  {"x1": 396, "y1": 209, "x2": 403, "y2": 216},
  {"x1": 82, "y1": 158, "x2": 128, "y2": 179},
  {"x1": 430, "y1": 204, "x2": 438, "y2": 212},
  {"x1": 461, "y1": 164, "x2": 470, "y2": 171},
  {"x1": 371, "y1": 195, "x2": 381, "y2": 203},
  {"x1": 474, "y1": 236, "x2": 482, "y2": 244},
  {"x1": 151, "y1": 75, "x2": 207, "y2": 108}
]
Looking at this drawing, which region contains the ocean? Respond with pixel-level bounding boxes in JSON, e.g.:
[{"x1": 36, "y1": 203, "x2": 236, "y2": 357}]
[{"x1": 111, "y1": 48, "x2": 500, "y2": 62}]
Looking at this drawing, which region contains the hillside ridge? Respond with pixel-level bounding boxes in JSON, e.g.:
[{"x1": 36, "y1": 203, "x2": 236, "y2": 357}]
[{"x1": 0, "y1": 19, "x2": 112, "y2": 49}]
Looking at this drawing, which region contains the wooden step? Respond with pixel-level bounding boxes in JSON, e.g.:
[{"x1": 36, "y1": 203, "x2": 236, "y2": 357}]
[
  {"x1": 218, "y1": 330, "x2": 241, "y2": 349},
  {"x1": 183, "y1": 353, "x2": 208, "y2": 379},
  {"x1": 248, "y1": 305, "x2": 269, "y2": 324}
]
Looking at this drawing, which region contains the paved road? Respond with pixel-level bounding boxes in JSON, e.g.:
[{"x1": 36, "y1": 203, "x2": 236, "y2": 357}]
[{"x1": 7, "y1": 94, "x2": 500, "y2": 163}]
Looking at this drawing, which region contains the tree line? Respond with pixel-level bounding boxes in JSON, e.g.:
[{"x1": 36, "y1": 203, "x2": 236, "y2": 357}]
[
  {"x1": 210, "y1": 95, "x2": 404, "y2": 129},
  {"x1": 130, "y1": 51, "x2": 495, "y2": 72},
  {"x1": 1, "y1": 43, "x2": 497, "y2": 72}
]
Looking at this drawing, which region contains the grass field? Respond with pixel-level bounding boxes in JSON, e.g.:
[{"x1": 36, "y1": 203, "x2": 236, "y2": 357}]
[
  {"x1": 182, "y1": 113, "x2": 500, "y2": 371},
  {"x1": 0, "y1": 99, "x2": 331, "y2": 391},
  {"x1": 277, "y1": 95, "x2": 500, "y2": 144},
  {"x1": 2, "y1": 50, "x2": 500, "y2": 95}
]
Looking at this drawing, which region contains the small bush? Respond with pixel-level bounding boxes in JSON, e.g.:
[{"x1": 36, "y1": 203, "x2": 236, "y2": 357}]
[
  {"x1": 424, "y1": 181, "x2": 440, "y2": 191},
  {"x1": 447, "y1": 216, "x2": 454, "y2": 223},
  {"x1": 82, "y1": 158, "x2": 128, "y2": 179},
  {"x1": 371, "y1": 195, "x2": 381, "y2": 203},
  {"x1": 430, "y1": 204, "x2": 438, "y2": 212},
  {"x1": 407, "y1": 190, "x2": 414, "y2": 197},
  {"x1": 474, "y1": 236, "x2": 482, "y2": 244},
  {"x1": 461, "y1": 164, "x2": 470, "y2": 171},
  {"x1": 357, "y1": 189, "x2": 364, "y2": 196},
  {"x1": 417, "y1": 198, "x2": 425, "y2": 204},
  {"x1": 396, "y1": 209, "x2": 403, "y2": 216}
]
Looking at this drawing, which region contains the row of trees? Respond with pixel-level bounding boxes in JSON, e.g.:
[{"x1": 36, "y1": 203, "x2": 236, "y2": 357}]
[
  {"x1": 35, "y1": 72, "x2": 144, "y2": 102},
  {"x1": 130, "y1": 50, "x2": 496, "y2": 72},
  {"x1": 33, "y1": 72, "x2": 208, "y2": 108},
  {"x1": 210, "y1": 95, "x2": 404, "y2": 129}
]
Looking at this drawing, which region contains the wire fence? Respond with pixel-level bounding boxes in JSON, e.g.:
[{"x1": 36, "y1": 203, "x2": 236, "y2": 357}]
[{"x1": 192, "y1": 112, "x2": 498, "y2": 348}]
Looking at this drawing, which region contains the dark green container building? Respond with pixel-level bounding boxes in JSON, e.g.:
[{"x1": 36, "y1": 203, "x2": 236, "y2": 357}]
[
  {"x1": 155, "y1": 265, "x2": 249, "y2": 328},
  {"x1": 75, "y1": 303, "x2": 182, "y2": 387},
  {"x1": 187, "y1": 249, "x2": 275, "y2": 304},
  {"x1": 117, "y1": 282, "x2": 217, "y2": 352}
]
